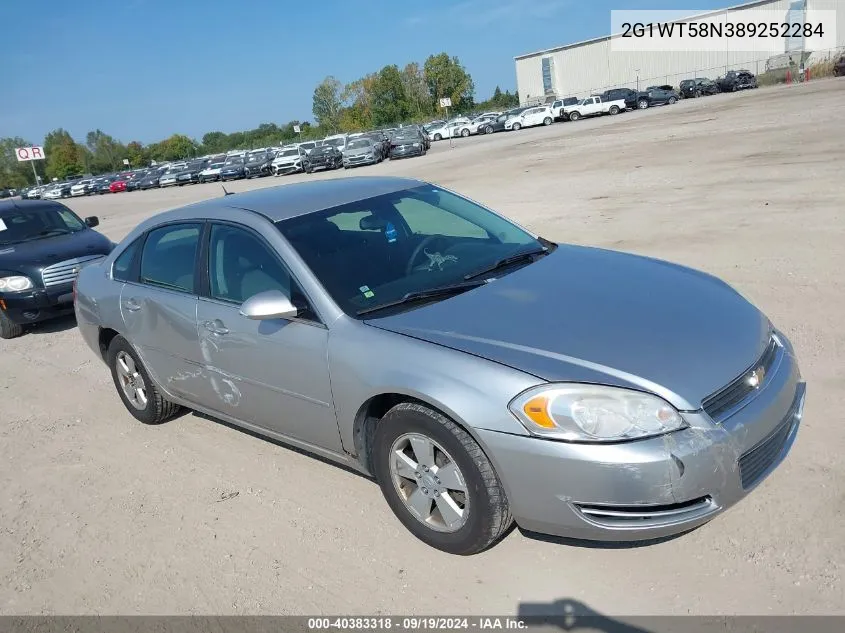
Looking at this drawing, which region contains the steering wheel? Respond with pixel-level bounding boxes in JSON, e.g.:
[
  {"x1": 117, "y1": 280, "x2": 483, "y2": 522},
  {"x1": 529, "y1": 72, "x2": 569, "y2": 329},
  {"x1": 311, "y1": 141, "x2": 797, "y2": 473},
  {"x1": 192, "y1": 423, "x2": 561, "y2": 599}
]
[{"x1": 406, "y1": 234, "x2": 450, "y2": 275}]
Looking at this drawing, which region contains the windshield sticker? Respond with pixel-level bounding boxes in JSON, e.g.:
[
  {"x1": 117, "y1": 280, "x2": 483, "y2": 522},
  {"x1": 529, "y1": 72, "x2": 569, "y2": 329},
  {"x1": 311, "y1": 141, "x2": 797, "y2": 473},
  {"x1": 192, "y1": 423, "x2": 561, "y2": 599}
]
[
  {"x1": 359, "y1": 285, "x2": 375, "y2": 299},
  {"x1": 425, "y1": 250, "x2": 458, "y2": 271},
  {"x1": 385, "y1": 222, "x2": 398, "y2": 243},
  {"x1": 0, "y1": 218, "x2": 6, "y2": 231}
]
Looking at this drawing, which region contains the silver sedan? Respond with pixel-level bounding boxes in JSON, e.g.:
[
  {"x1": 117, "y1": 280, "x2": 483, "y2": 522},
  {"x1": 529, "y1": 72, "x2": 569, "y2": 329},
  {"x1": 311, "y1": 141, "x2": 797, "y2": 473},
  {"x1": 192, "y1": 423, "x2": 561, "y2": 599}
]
[{"x1": 74, "y1": 176, "x2": 805, "y2": 554}]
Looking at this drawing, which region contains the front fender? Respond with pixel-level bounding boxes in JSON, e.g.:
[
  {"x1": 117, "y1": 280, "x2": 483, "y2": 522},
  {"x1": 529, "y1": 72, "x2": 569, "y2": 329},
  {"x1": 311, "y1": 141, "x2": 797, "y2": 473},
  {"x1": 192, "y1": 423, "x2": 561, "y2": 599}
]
[{"x1": 327, "y1": 318, "x2": 540, "y2": 457}]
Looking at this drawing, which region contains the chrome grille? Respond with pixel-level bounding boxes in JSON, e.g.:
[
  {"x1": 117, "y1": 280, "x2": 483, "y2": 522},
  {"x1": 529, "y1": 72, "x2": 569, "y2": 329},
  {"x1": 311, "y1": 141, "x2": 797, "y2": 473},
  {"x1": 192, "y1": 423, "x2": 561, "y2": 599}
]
[
  {"x1": 702, "y1": 337, "x2": 780, "y2": 421},
  {"x1": 41, "y1": 255, "x2": 104, "y2": 288}
]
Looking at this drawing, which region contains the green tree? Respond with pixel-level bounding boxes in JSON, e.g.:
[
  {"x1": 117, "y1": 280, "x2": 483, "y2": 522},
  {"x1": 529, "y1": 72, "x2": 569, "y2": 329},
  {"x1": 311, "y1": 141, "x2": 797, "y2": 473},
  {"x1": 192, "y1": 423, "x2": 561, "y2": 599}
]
[
  {"x1": 401, "y1": 62, "x2": 432, "y2": 118},
  {"x1": 161, "y1": 134, "x2": 197, "y2": 160},
  {"x1": 126, "y1": 141, "x2": 148, "y2": 167},
  {"x1": 423, "y1": 53, "x2": 475, "y2": 112},
  {"x1": 85, "y1": 129, "x2": 127, "y2": 173},
  {"x1": 44, "y1": 129, "x2": 85, "y2": 180},
  {"x1": 312, "y1": 76, "x2": 344, "y2": 133},
  {"x1": 201, "y1": 131, "x2": 228, "y2": 154},
  {"x1": 370, "y1": 65, "x2": 410, "y2": 126}
]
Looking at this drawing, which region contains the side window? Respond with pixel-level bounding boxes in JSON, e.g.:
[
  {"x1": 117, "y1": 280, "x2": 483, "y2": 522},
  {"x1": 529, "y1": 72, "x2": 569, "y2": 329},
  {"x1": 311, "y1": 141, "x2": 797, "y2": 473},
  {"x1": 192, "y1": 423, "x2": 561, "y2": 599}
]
[
  {"x1": 139, "y1": 223, "x2": 201, "y2": 293},
  {"x1": 112, "y1": 238, "x2": 141, "y2": 282},
  {"x1": 208, "y1": 224, "x2": 301, "y2": 306}
]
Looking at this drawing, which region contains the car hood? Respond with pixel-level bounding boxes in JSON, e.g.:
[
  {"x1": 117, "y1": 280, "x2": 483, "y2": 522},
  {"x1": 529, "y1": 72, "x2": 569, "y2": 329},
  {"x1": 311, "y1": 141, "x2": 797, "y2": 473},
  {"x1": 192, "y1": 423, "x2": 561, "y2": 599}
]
[
  {"x1": 344, "y1": 147, "x2": 374, "y2": 156},
  {"x1": 366, "y1": 245, "x2": 770, "y2": 410},
  {"x1": 0, "y1": 229, "x2": 113, "y2": 270}
]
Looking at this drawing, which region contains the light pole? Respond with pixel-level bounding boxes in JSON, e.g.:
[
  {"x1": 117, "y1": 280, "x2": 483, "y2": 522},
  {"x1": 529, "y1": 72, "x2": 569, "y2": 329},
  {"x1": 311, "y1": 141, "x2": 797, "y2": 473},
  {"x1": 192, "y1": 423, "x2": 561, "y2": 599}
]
[{"x1": 635, "y1": 69, "x2": 641, "y2": 92}]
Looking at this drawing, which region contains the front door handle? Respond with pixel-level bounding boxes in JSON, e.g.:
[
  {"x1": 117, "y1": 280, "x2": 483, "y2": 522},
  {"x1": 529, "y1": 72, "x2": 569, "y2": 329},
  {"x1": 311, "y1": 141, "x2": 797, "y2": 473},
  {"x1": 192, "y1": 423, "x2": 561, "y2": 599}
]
[
  {"x1": 123, "y1": 298, "x2": 141, "y2": 312},
  {"x1": 202, "y1": 320, "x2": 229, "y2": 336}
]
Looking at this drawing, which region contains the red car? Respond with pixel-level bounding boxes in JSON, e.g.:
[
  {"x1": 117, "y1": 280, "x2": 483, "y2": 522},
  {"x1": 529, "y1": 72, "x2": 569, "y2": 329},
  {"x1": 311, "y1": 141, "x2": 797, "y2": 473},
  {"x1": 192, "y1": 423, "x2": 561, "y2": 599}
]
[{"x1": 109, "y1": 179, "x2": 127, "y2": 193}]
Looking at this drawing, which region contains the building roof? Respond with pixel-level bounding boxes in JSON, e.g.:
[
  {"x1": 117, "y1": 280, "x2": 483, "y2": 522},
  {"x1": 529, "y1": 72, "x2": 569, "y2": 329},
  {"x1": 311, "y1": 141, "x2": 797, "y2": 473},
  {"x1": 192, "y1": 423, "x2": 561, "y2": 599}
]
[
  {"x1": 165, "y1": 176, "x2": 426, "y2": 223},
  {"x1": 514, "y1": 0, "x2": 781, "y2": 60}
]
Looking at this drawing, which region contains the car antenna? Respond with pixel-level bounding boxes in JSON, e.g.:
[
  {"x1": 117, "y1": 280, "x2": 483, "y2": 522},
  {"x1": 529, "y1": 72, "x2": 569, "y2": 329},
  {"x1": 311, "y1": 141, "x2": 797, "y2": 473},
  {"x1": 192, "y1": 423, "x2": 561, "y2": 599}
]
[{"x1": 221, "y1": 185, "x2": 234, "y2": 196}]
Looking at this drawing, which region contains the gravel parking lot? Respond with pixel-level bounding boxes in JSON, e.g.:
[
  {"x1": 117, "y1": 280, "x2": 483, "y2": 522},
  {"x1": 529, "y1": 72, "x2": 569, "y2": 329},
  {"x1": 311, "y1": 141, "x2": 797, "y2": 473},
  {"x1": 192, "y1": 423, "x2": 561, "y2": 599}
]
[{"x1": 2, "y1": 80, "x2": 843, "y2": 616}]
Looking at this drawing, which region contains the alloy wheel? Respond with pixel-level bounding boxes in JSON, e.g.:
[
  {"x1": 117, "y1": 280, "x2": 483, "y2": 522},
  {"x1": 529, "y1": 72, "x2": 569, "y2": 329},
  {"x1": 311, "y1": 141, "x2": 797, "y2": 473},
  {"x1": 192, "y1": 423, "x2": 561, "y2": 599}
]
[
  {"x1": 115, "y1": 351, "x2": 148, "y2": 410},
  {"x1": 389, "y1": 432, "x2": 469, "y2": 533}
]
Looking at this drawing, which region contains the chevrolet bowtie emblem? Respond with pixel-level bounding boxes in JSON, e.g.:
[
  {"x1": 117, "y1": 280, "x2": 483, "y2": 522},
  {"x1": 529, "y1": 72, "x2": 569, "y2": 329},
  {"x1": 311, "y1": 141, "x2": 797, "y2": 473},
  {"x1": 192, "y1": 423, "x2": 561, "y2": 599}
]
[{"x1": 747, "y1": 366, "x2": 766, "y2": 388}]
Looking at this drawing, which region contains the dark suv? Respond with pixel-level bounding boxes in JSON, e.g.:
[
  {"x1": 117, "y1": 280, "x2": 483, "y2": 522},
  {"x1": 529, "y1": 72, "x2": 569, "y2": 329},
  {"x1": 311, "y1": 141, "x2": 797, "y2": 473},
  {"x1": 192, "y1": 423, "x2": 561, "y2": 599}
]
[
  {"x1": 0, "y1": 199, "x2": 112, "y2": 339},
  {"x1": 679, "y1": 78, "x2": 721, "y2": 98},
  {"x1": 718, "y1": 70, "x2": 758, "y2": 92},
  {"x1": 600, "y1": 88, "x2": 648, "y2": 110}
]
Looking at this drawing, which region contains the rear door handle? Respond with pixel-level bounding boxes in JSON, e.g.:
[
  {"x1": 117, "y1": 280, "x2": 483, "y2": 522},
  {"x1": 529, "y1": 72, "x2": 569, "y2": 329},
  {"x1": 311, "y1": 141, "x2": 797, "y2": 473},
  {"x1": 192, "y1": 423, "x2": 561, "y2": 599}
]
[
  {"x1": 202, "y1": 320, "x2": 229, "y2": 336},
  {"x1": 123, "y1": 298, "x2": 141, "y2": 312}
]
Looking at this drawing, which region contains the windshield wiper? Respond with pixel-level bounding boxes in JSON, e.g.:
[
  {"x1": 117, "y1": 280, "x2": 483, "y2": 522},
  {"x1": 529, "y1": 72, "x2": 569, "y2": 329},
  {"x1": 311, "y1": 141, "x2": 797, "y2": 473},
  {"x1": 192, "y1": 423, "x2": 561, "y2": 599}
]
[
  {"x1": 463, "y1": 246, "x2": 549, "y2": 281},
  {"x1": 357, "y1": 280, "x2": 487, "y2": 316}
]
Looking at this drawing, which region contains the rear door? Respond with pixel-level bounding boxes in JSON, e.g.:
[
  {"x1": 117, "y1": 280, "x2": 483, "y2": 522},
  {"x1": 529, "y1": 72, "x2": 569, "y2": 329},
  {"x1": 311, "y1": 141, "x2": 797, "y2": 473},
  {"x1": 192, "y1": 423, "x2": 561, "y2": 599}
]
[
  {"x1": 194, "y1": 222, "x2": 341, "y2": 452},
  {"x1": 120, "y1": 222, "x2": 205, "y2": 403}
]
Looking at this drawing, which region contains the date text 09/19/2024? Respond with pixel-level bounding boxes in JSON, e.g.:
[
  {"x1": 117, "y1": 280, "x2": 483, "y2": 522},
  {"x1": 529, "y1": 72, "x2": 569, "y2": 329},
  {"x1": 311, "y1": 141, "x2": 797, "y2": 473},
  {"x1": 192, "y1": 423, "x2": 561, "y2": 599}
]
[{"x1": 307, "y1": 617, "x2": 527, "y2": 630}]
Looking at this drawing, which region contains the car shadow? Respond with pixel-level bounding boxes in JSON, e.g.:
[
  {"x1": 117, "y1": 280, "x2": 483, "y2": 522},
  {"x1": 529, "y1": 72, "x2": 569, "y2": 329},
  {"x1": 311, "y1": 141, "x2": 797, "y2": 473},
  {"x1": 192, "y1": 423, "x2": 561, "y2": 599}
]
[
  {"x1": 517, "y1": 598, "x2": 654, "y2": 632},
  {"x1": 516, "y1": 526, "x2": 696, "y2": 549},
  {"x1": 28, "y1": 314, "x2": 78, "y2": 335}
]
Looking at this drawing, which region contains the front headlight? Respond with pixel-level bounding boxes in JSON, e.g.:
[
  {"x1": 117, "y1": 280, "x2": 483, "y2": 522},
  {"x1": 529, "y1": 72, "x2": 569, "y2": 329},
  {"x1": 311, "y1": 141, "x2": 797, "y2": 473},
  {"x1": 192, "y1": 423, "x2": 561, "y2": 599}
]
[
  {"x1": 509, "y1": 384, "x2": 687, "y2": 442},
  {"x1": 0, "y1": 275, "x2": 34, "y2": 292}
]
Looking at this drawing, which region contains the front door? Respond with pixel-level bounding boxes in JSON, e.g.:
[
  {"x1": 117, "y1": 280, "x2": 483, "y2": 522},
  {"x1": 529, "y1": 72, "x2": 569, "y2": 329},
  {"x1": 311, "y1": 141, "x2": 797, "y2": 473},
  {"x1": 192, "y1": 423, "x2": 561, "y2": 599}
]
[
  {"x1": 195, "y1": 223, "x2": 342, "y2": 452},
  {"x1": 120, "y1": 222, "x2": 205, "y2": 402}
]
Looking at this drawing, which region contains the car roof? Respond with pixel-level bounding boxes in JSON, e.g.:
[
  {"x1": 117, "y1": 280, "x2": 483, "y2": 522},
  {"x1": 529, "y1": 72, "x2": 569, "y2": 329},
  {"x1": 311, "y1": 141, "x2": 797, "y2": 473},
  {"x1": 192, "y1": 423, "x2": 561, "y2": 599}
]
[
  {"x1": 149, "y1": 176, "x2": 425, "y2": 224},
  {"x1": 0, "y1": 199, "x2": 66, "y2": 215}
]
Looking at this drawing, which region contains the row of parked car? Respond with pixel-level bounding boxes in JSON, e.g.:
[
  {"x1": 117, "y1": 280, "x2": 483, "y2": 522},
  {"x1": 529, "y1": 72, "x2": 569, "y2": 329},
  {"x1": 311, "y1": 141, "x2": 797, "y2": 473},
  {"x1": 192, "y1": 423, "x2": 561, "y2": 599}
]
[
  {"x1": 16, "y1": 126, "x2": 432, "y2": 199},
  {"x1": 420, "y1": 70, "x2": 761, "y2": 140}
]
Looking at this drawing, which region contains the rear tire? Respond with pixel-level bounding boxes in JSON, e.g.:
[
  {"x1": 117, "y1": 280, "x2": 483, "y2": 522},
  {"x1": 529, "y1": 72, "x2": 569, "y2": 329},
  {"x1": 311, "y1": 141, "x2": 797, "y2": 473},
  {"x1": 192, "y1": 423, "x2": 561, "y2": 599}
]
[
  {"x1": 372, "y1": 402, "x2": 513, "y2": 555},
  {"x1": 0, "y1": 311, "x2": 24, "y2": 339},
  {"x1": 609, "y1": 105, "x2": 620, "y2": 115},
  {"x1": 543, "y1": 117, "x2": 552, "y2": 125},
  {"x1": 108, "y1": 336, "x2": 182, "y2": 425}
]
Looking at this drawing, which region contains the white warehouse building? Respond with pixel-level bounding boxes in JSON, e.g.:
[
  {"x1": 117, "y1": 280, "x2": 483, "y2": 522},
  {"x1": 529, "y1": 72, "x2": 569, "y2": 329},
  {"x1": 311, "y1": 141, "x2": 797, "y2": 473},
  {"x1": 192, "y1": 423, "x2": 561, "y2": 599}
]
[{"x1": 515, "y1": 0, "x2": 844, "y2": 104}]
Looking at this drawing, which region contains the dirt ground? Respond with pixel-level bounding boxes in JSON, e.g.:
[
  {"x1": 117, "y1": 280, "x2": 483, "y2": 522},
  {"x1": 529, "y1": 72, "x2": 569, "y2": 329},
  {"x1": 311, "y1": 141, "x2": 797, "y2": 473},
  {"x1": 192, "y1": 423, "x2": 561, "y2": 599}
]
[{"x1": 1, "y1": 80, "x2": 843, "y2": 616}]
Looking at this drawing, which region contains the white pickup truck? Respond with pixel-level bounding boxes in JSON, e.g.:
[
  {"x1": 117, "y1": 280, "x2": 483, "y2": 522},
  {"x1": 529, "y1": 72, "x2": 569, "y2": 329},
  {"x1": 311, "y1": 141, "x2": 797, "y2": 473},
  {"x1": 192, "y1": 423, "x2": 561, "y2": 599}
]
[{"x1": 563, "y1": 95, "x2": 626, "y2": 121}]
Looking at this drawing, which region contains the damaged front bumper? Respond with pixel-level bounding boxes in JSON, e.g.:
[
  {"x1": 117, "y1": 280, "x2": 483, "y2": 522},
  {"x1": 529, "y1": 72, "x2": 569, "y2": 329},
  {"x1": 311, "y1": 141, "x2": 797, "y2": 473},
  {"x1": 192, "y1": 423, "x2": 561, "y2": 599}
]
[{"x1": 476, "y1": 342, "x2": 805, "y2": 542}]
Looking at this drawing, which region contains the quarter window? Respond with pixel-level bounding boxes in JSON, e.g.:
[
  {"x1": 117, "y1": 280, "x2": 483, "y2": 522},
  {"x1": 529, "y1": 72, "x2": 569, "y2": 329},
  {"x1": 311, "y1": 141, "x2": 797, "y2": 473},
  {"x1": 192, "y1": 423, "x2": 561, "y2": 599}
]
[
  {"x1": 139, "y1": 223, "x2": 201, "y2": 293},
  {"x1": 112, "y1": 238, "x2": 141, "y2": 282}
]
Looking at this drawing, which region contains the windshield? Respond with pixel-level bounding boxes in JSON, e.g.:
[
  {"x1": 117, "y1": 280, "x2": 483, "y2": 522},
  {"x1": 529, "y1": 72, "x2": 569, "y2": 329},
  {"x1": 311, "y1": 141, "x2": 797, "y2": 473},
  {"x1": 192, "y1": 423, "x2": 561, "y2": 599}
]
[
  {"x1": 323, "y1": 138, "x2": 346, "y2": 147},
  {"x1": 209, "y1": 162, "x2": 224, "y2": 169},
  {"x1": 0, "y1": 205, "x2": 86, "y2": 245},
  {"x1": 278, "y1": 149, "x2": 299, "y2": 157},
  {"x1": 346, "y1": 139, "x2": 372, "y2": 149},
  {"x1": 277, "y1": 184, "x2": 543, "y2": 318}
]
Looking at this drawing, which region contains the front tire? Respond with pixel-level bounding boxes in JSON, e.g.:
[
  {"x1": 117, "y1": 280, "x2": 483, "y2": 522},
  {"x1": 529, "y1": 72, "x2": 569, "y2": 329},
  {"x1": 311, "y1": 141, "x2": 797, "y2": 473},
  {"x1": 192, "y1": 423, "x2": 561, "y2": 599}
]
[
  {"x1": 568, "y1": 111, "x2": 581, "y2": 121},
  {"x1": 433, "y1": 133, "x2": 442, "y2": 141},
  {"x1": 668, "y1": 96, "x2": 677, "y2": 104},
  {"x1": 0, "y1": 311, "x2": 24, "y2": 339},
  {"x1": 637, "y1": 99, "x2": 649, "y2": 110},
  {"x1": 108, "y1": 336, "x2": 182, "y2": 425},
  {"x1": 511, "y1": 122, "x2": 521, "y2": 131},
  {"x1": 460, "y1": 128, "x2": 470, "y2": 137},
  {"x1": 608, "y1": 106, "x2": 620, "y2": 115},
  {"x1": 484, "y1": 125, "x2": 493, "y2": 134},
  {"x1": 372, "y1": 402, "x2": 512, "y2": 555}
]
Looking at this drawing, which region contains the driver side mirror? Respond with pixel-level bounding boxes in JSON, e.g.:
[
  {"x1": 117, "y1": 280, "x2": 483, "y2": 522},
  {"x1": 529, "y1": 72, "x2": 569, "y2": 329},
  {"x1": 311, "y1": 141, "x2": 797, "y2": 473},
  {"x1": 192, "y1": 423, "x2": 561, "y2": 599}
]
[
  {"x1": 239, "y1": 289, "x2": 298, "y2": 320},
  {"x1": 85, "y1": 216, "x2": 99, "y2": 228}
]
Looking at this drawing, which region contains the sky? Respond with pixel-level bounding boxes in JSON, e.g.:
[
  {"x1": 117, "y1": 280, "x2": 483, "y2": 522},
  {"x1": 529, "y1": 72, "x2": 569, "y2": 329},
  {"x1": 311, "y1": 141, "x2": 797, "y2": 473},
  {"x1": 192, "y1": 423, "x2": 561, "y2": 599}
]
[{"x1": 2, "y1": 0, "x2": 732, "y2": 145}]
